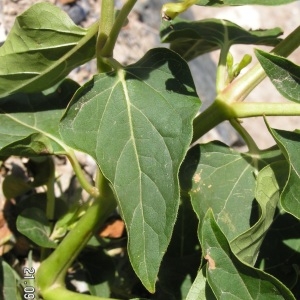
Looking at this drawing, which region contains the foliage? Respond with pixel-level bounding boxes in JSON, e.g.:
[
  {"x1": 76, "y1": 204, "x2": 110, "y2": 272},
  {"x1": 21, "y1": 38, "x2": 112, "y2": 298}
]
[{"x1": 0, "y1": 0, "x2": 299, "y2": 299}]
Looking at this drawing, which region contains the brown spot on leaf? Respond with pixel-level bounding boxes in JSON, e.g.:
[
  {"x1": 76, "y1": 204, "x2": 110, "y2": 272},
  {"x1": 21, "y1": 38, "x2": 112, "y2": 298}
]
[
  {"x1": 193, "y1": 172, "x2": 201, "y2": 183},
  {"x1": 205, "y1": 254, "x2": 216, "y2": 269}
]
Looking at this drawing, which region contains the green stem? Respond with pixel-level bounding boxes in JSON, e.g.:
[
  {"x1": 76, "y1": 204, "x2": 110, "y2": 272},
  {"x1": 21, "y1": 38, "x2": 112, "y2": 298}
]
[
  {"x1": 97, "y1": 0, "x2": 115, "y2": 72},
  {"x1": 231, "y1": 102, "x2": 300, "y2": 118},
  {"x1": 220, "y1": 26, "x2": 300, "y2": 103},
  {"x1": 216, "y1": 23, "x2": 230, "y2": 93},
  {"x1": 192, "y1": 26, "x2": 300, "y2": 142},
  {"x1": 101, "y1": 0, "x2": 138, "y2": 58},
  {"x1": 229, "y1": 118, "x2": 260, "y2": 153},
  {"x1": 192, "y1": 101, "x2": 300, "y2": 143},
  {"x1": 192, "y1": 100, "x2": 231, "y2": 143},
  {"x1": 41, "y1": 157, "x2": 56, "y2": 260},
  {"x1": 36, "y1": 173, "x2": 117, "y2": 299},
  {"x1": 66, "y1": 148, "x2": 99, "y2": 198}
]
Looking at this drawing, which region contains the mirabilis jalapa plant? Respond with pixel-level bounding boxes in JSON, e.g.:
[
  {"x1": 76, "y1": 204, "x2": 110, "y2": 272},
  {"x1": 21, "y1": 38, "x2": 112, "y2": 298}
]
[{"x1": 0, "y1": 0, "x2": 300, "y2": 299}]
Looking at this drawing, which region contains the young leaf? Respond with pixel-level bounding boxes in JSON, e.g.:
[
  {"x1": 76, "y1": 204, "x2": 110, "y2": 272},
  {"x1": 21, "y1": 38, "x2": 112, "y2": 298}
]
[
  {"x1": 0, "y1": 2, "x2": 96, "y2": 97},
  {"x1": 16, "y1": 207, "x2": 57, "y2": 248},
  {"x1": 182, "y1": 142, "x2": 256, "y2": 241},
  {"x1": 267, "y1": 127, "x2": 300, "y2": 219},
  {"x1": 0, "y1": 79, "x2": 79, "y2": 157},
  {"x1": 231, "y1": 161, "x2": 288, "y2": 265},
  {"x1": 161, "y1": 18, "x2": 282, "y2": 61},
  {"x1": 201, "y1": 209, "x2": 295, "y2": 300},
  {"x1": 255, "y1": 50, "x2": 300, "y2": 102},
  {"x1": 60, "y1": 48, "x2": 201, "y2": 291}
]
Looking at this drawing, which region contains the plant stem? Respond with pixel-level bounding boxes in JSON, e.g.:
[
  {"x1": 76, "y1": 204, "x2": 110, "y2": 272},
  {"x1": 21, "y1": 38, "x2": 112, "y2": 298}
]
[
  {"x1": 97, "y1": 0, "x2": 115, "y2": 72},
  {"x1": 231, "y1": 102, "x2": 300, "y2": 118},
  {"x1": 41, "y1": 157, "x2": 56, "y2": 260},
  {"x1": 101, "y1": 0, "x2": 138, "y2": 58},
  {"x1": 192, "y1": 100, "x2": 231, "y2": 143},
  {"x1": 229, "y1": 118, "x2": 260, "y2": 153},
  {"x1": 192, "y1": 101, "x2": 300, "y2": 143},
  {"x1": 192, "y1": 26, "x2": 300, "y2": 142},
  {"x1": 36, "y1": 172, "x2": 117, "y2": 298},
  {"x1": 216, "y1": 23, "x2": 230, "y2": 93},
  {"x1": 66, "y1": 148, "x2": 99, "y2": 198},
  {"x1": 220, "y1": 26, "x2": 300, "y2": 103}
]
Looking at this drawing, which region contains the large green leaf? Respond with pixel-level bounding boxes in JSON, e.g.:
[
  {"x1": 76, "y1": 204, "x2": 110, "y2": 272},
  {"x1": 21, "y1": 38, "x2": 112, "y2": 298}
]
[
  {"x1": 268, "y1": 127, "x2": 300, "y2": 219},
  {"x1": 181, "y1": 142, "x2": 256, "y2": 241},
  {"x1": 60, "y1": 48, "x2": 200, "y2": 291},
  {"x1": 201, "y1": 209, "x2": 295, "y2": 300},
  {"x1": 256, "y1": 50, "x2": 300, "y2": 102},
  {"x1": 231, "y1": 161, "x2": 288, "y2": 265},
  {"x1": 161, "y1": 18, "x2": 282, "y2": 61},
  {"x1": 0, "y1": 79, "x2": 79, "y2": 156},
  {"x1": 194, "y1": 0, "x2": 295, "y2": 6},
  {"x1": 0, "y1": 2, "x2": 96, "y2": 98}
]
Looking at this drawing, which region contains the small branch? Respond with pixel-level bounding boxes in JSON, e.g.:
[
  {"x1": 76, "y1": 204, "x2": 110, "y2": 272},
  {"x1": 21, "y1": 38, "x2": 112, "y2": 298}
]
[
  {"x1": 229, "y1": 118, "x2": 260, "y2": 153},
  {"x1": 100, "y1": 0, "x2": 138, "y2": 57},
  {"x1": 97, "y1": 0, "x2": 115, "y2": 72},
  {"x1": 192, "y1": 100, "x2": 231, "y2": 143},
  {"x1": 216, "y1": 23, "x2": 230, "y2": 93},
  {"x1": 220, "y1": 26, "x2": 300, "y2": 103},
  {"x1": 192, "y1": 100, "x2": 300, "y2": 143},
  {"x1": 65, "y1": 148, "x2": 99, "y2": 198},
  {"x1": 231, "y1": 102, "x2": 300, "y2": 118},
  {"x1": 37, "y1": 172, "x2": 117, "y2": 297}
]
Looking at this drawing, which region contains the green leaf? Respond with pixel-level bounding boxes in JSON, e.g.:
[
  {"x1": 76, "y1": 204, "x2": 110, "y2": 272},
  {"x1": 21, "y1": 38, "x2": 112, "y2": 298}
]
[
  {"x1": 0, "y1": 79, "x2": 79, "y2": 157},
  {"x1": 256, "y1": 50, "x2": 300, "y2": 102},
  {"x1": 0, "y1": 258, "x2": 22, "y2": 300},
  {"x1": 161, "y1": 18, "x2": 282, "y2": 61},
  {"x1": 60, "y1": 48, "x2": 200, "y2": 291},
  {"x1": 0, "y1": 2, "x2": 96, "y2": 97},
  {"x1": 182, "y1": 142, "x2": 256, "y2": 241},
  {"x1": 230, "y1": 161, "x2": 288, "y2": 265},
  {"x1": 16, "y1": 207, "x2": 57, "y2": 248},
  {"x1": 186, "y1": 268, "x2": 216, "y2": 300},
  {"x1": 267, "y1": 127, "x2": 300, "y2": 219},
  {"x1": 201, "y1": 209, "x2": 295, "y2": 300},
  {"x1": 194, "y1": 0, "x2": 295, "y2": 6}
]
